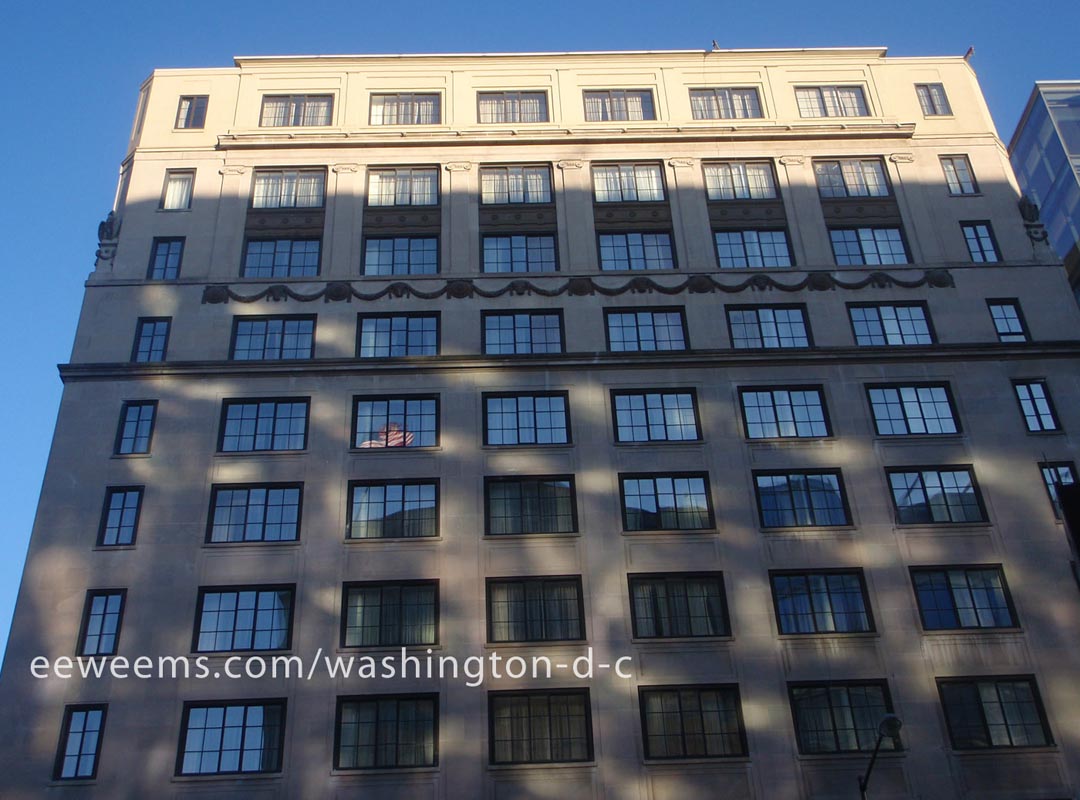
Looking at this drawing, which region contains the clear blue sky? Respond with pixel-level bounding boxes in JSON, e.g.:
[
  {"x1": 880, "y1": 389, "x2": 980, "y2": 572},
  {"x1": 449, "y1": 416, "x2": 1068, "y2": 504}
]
[{"x1": 2, "y1": 0, "x2": 1078, "y2": 656}]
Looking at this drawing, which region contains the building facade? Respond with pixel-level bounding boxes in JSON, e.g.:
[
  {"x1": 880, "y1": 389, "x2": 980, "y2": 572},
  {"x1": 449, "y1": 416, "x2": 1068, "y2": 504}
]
[{"x1": 2, "y1": 48, "x2": 1080, "y2": 799}]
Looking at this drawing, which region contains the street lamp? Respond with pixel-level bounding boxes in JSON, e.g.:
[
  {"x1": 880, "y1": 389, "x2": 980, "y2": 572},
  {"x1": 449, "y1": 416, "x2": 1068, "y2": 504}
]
[{"x1": 858, "y1": 714, "x2": 902, "y2": 800}]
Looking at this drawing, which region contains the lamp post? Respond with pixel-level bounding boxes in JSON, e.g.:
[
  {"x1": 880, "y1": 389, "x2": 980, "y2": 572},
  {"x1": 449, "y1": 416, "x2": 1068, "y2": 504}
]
[{"x1": 858, "y1": 714, "x2": 902, "y2": 800}]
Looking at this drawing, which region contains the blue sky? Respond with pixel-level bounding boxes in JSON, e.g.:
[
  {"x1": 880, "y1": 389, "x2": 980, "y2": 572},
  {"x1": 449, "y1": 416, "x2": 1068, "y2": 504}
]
[{"x1": 1, "y1": 0, "x2": 1078, "y2": 656}]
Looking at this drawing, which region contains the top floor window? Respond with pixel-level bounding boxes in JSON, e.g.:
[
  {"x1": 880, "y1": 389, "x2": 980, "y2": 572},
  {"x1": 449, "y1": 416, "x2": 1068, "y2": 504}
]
[
  {"x1": 704, "y1": 161, "x2": 777, "y2": 200},
  {"x1": 795, "y1": 86, "x2": 869, "y2": 118},
  {"x1": 814, "y1": 159, "x2": 889, "y2": 198},
  {"x1": 478, "y1": 91, "x2": 549, "y2": 123},
  {"x1": 689, "y1": 87, "x2": 762, "y2": 120},
  {"x1": 583, "y1": 89, "x2": 656, "y2": 122},
  {"x1": 176, "y1": 96, "x2": 208, "y2": 129},
  {"x1": 260, "y1": 94, "x2": 332, "y2": 127},
  {"x1": 916, "y1": 83, "x2": 952, "y2": 116},
  {"x1": 367, "y1": 168, "x2": 438, "y2": 207},
  {"x1": 593, "y1": 164, "x2": 664, "y2": 203},
  {"x1": 253, "y1": 169, "x2": 325, "y2": 209},
  {"x1": 370, "y1": 93, "x2": 440, "y2": 125},
  {"x1": 480, "y1": 166, "x2": 552, "y2": 205}
]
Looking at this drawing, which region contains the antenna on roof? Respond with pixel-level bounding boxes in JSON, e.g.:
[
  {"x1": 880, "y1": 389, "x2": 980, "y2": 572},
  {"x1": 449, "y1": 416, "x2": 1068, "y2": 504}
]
[
  {"x1": 964, "y1": 46, "x2": 975, "y2": 61},
  {"x1": 711, "y1": 40, "x2": 720, "y2": 51}
]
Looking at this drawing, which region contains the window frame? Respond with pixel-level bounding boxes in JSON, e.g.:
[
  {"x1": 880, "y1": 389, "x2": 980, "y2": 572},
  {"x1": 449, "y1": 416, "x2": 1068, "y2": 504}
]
[
  {"x1": 738, "y1": 385, "x2": 832, "y2": 440},
  {"x1": 813, "y1": 158, "x2": 892, "y2": 199},
  {"x1": 478, "y1": 164, "x2": 554, "y2": 206},
  {"x1": 627, "y1": 572, "x2": 730, "y2": 640},
  {"x1": 702, "y1": 159, "x2": 779, "y2": 201},
  {"x1": 1013, "y1": 380, "x2": 1061, "y2": 433},
  {"x1": 488, "y1": 689, "x2": 594, "y2": 765},
  {"x1": 356, "y1": 312, "x2": 441, "y2": 358},
  {"x1": 192, "y1": 584, "x2": 295, "y2": 654},
  {"x1": 205, "y1": 482, "x2": 304, "y2": 544},
  {"x1": 160, "y1": 169, "x2": 194, "y2": 211},
  {"x1": 175, "y1": 699, "x2": 287, "y2": 776},
  {"x1": 97, "y1": 486, "x2": 143, "y2": 547},
  {"x1": 582, "y1": 89, "x2": 657, "y2": 122},
  {"x1": 365, "y1": 166, "x2": 440, "y2": 208},
  {"x1": 986, "y1": 299, "x2": 1030, "y2": 343},
  {"x1": 77, "y1": 589, "x2": 127, "y2": 657},
  {"x1": 611, "y1": 388, "x2": 702, "y2": 444},
  {"x1": 250, "y1": 167, "x2": 327, "y2": 210},
  {"x1": 175, "y1": 95, "x2": 208, "y2": 129},
  {"x1": 597, "y1": 230, "x2": 676, "y2": 271},
  {"x1": 229, "y1": 315, "x2": 317, "y2": 361},
  {"x1": 788, "y1": 680, "x2": 897, "y2": 754},
  {"x1": 794, "y1": 85, "x2": 871, "y2": 118},
  {"x1": 476, "y1": 90, "x2": 550, "y2": 124},
  {"x1": 481, "y1": 233, "x2": 559, "y2": 274},
  {"x1": 829, "y1": 226, "x2": 910, "y2": 266},
  {"x1": 53, "y1": 704, "x2": 108, "y2": 781},
  {"x1": 604, "y1": 307, "x2": 689, "y2": 352},
  {"x1": 334, "y1": 693, "x2": 439, "y2": 770},
  {"x1": 484, "y1": 475, "x2": 579, "y2": 536},
  {"x1": 114, "y1": 400, "x2": 157, "y2": 455},
  {"x1": 753, "y1": 469, "x2": 852, "y2": 529},
  {"x1": 481, "y1": 310, "x2": 565, "y2": 355},
  {"x1": 961, "y1": 220, "x2": 1001, "y2": 263},
  {"x1": 688, "y1": 87, "x2": 764, "y2": 120},
  {"x1": 619, "y1": 471, "x2": 715, "y2": 532},
  {"x1": 865, "y1": 382, "x2": 961, "y2": 436},
  {"x1": 483, "y1": 391, "x2": 572, "y2": 447},
  {"x1": 217, "y1": 398, "x2": 310, "y2": 453},
  {"x1": 259, "y1": 94, "x2": 333, "y2": 127},
  {"x1": 725, "y1": 304, "x2": 813, "y2": 349},
  {"x1": 591, "y1": 162, "x2": 667, "y2": 203},
  {"x1": 1040, "y1": 461, "x2": 1077, "y2": 520},
  {"x1": 485, "y1": 575, "x2": 586, "y2": 643},
  {"x1": 847, "y1": 302, "x2": 936, "y2": 347},
  {"x1": 940, "y1": 155, "x2": 978, "y2": 195},
  {"x1": 909, "y1": 565, "x2": 1018, "y2": 631},
  {"x1": 340, "y1": 580, "x2": 440, "y2": 648},
  {"x1": 713, "y1": 228, "x2": 794, "y2": 269},
  {"x1": 369, "y1": 92, "x2": 442, "y2": 126},
  {"x1": 346, "y1": 479, "x2": 440, "y2": 540},
  {"x1": 937, "y1": 676, "x2": 1053, "y2": 750},
  {"x1": 916, "y1": 83, "x2": 952, "y2": 116},
  {"x1": 361, "y1": 235, "x2": 440, "y2": 276},
  {"x1": 131, "y1": 317, "x2": 171, "y2": 363},
  {"x1": 769, "y1": 569, "x2": 875, "y2": 635},
  {"x1": 241, "y1": 237, "x2": 322, "y2": 278},
  {"x1": 638, "y1": 684, "x2": 748, "y2": 760},
  {"x1": 886, "y1": 465, "x2": 988, "y2": 525},
  {"x1": 147, "y1": 237, "x2": 184, "y2": 280},
  {"x1": 351, "y1": 394, "x2": 440, "y2": 450}
]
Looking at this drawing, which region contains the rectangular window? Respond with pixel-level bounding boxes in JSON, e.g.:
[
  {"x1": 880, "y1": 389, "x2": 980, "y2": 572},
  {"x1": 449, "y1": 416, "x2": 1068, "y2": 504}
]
[
  {"x1": 690, "y1": 87, "x2": 762, "y2": 120},
  {"x1": 988, "y1": 300, "x2": 1028, "y2": 342},
  {"x1": 740, "y1": 387, "x2": 829, "y2": 439},
  {"x1": 78, "y1": 590, "x2": 126, "y2": 656},
  {"x1": 814, "y1": 159, "x2": 889, "y2": 198},
  {"x1": 363, "y1": 237, "x2": 438, "y2": 276},
  {"x1": 342, "y1": 582, "x2": 437, "y2": 647},
  {"x1": 207, "y1": 484, "x2": 302, "y2": 543},
  {"x1": 888, "y1": 467, "x2": 986, "y2": 524},
  {"x1": 849, "y1": 304, "x2": 934, "y2": 346},
  {"x1": 771, "y1": 571, "x2": 872, "y2": 634},
  {"x1": 754, "y1": 471, "x2": 850, "y2": 528},
  {"x1": 962, "y1": 222, "x2": 1000, "y2": 262},
  {"x1": 370, "y1": 93, "x2": 440, "y2": 125},
  {"x1": 1040, "y1": 462, "x2": 1077, "y2": 519},
  {"x1": 98, "y1": 487, "x2": 142, "y2": 546},
  {"x1": 715, "y1": 230, "x2": 792, "y2": 268},
  {"x1": 176, "y1": 95, "x2": 208, "y2": 129},
  {"x1": 916, "y1": 83, "x2": 952, "y2": 116},
  {"x1": 621, "y1": 473, "x2": 713, "y2": 531},
  {"x1": 260, "y1": 94, "x2": 332, "y2": 127},
  {"x1": 480, "y1": 166, "x2": 552, "y2": 204},
  {"x1": 599, "y1": 232, "x2": 674, "y2": 271},
  {"x1": 336, "y1": 695, "x2": 437, "y2": 769},
  {"x1": 795, "y1": 86, "x2": 869, "y2": 118},
  {"x1": 613, "y1": 390, "x2": 700, "y2": 442},
  {"x1": 605, "y1": 309, "x2": 687, "y2": 351},
  {"x1": 830, "y1": 227, "x2": 908, "y2": 265},
  {"x1": 939, "y1": 678, "x2": 1051, "y2": 749},
  {"x1": 353, "y1": 396, "x2": 437, "y2": 448},
  {"x1": 357, "y1": 314, "x2": 439, "y2": 357},
  {"x1": 867, "y1": 384, "x2": 959, "y2": 435},
  {"x1": 178, "y1": 701, "x2": 285, "y2": 774},
  {"x1": 592, "y1": 163, "x2": 665, "y2": 202},
  {"x1": 219, "y1": 399, "x2": 308, "y2": 452},
  {"x1": 231, "y1": 316, "x2": 315, "y2": 361},
  {"x1": 252, "y1": 169, "x2": 325, "y2": 209},
  {"x1": 132, "y1": 318, "x2": 170, "y2": 362},
  {"x1": 485, "y1": 393, "x2": 570, "y2": 446},
  {"x1": 703, "y1": 161, "x2": 776, "y2": 200},
  {"x1": 148, "y1": 237, "x2": 184, "y2": 280},
  {"x1": 1014, "y1": 380, "x2": 1060, "y2": 432},
  {"x1": 482, "y1": 234, "x2": 557, "y2": 273},
  {"x1": 242, "y1": 238, "x2": 320, "y2": 278},
  {"x1": 727, "y1": 306, "x2": 810, "y2": 349},
  {"x1": 161, "y1": 170, "x2": 194, "y2": 210},
  {"x1": 790, "y1": 683, "x2": 895, "y2": 753},
  {"x1": 347, "y1": 481, "x2": 438, "y2": 539},
  {"x1": 195, "y1": 587, "x2": 293, "y2": 652},
  {"x1": 490, "y1": 690, "x2": 592, "y2": 764},
  {"x1": 641, "y1": 686, "x2": 747, "y2": 758},
  {"x1": 583, "y1": 90, "x2": 655, "y2": 121},
  {"x1": 483, "y1": 312, "x2": 563, "y2": 354},
  {"x1": 488, "y1": 577, "x2": 584, "y2": 642},
  {"x1": 367, "y1": 167, "x2": 438, "y2": 207},
  {"x1": 115, "y1": 401, "x2": 156, "y2": 455},
  {"x1": 478, "y1": 91, "x2": 549, "y2": 123},
  {"x1": 912, "y1": 567, "x2": 1016, "y2": 630},
  {"x1": 941, "y1": 156, "x2": 977, "y2": 195},
  {"x1": 629, "y1": 574, "x2": 728, "y2": 638},
  {"x1": 55, "y1": 705, "x2": 106, "y2": 780},
  {"x1": 486, "y1": 476, "x2": 577, "y2": 535}
]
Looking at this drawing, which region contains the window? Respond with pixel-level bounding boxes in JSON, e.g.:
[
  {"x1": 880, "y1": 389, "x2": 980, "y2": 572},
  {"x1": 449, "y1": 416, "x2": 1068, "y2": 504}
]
[
  {"x1": 219, "y1": 399, "x2": 308, "y2": 452},
  {"x1": 242, "y1": 238, "x2": 320, "y2": 278},
  {"x1": 131, "y1": 318, "x2": 170, "y2": 362},
  {"x1": 755, "y1": 471, "x2": 850, "y2": 528},
  {"x1": 115, "y1": 401, "x2": 156, "y2": 455},
  {"x1": 342, "y1": 582, "x2": 437, "y2": 647},
  {"x1": 938, "y1": 678, "x2": 1051, "y2": 749},
  {"x1": 772, "y1": 571, "x2": 872, "y2": 634},
  {"x1": 612, "y1": 390, "x2": 700, "y2": 442},
  {"x1": 98, "y1": 487, "x2": 142, "y2": 546},
  {"x1": 640, "y1": 686, "x2": 747, "y2": 759},
  {"x1": 488, "y1": 577, "x2": 584, "y2": 642},
  {"x1": 703, "y1": 161, "x2": 776, "y2": 200},
  {"x1": 178, "y1": 701, "x2": 285, "y2": 774},
  {"x1": 353, "y1": 396, "x2": 437, "y2": 448},
  {"x1": 912, "y1": 567, "x2": 1016, "y2": 630},
  {"x1": 148, "y1": 237, "x2": 183, "y2": 280},
  {"x1": 231, "y1": 316, "x2": 315, "y2": 361},
  {"x1": 740, "y1": 387, "x2": 829, "y2": 439},
  {"x1": 867, "y1": 384, "x2": 959, "y2": 435},
  {"x1": 689, "y1": 87, "x2": 762, "y2": 120},
  {"x1": 348, "y1": 481, "x2": 438, "y2": 539},
  {"x1": 962, "y1": 222, "x2": 1000, "y2": 262},
  {"x1": 490, "y1": 690, "x2": 592, "y2": 764},
  {"x1": 583, "y1": 90, "x2": 655, "y2": 121},
  {"x1": 941, "y1": 156, "x2": 977, "y2": 195},
  {"x1": 621, "y1": 473, "x2": 713, "y2": 531},
  {"x1": 207, "y1": 484, "x2": 302, "y2": 543},
  {"x1": 830, "y1": 228, "x2": 908, "y2": 266},
  {"x1": 478, "y1": 91, "x2": 549, "y2": 123},
  {"x1": 1040, "y1": 462, "x2": 1077, "y2": 519},
  {"x1": 176, "y1": 95, "x2": 208, "y2": 129},
  {"x1": 370, "y1": 93, "x2": 440, "y2": 125},
  {"x1": 789, "y1": 682, "x2": 895, "y2": 753},
  {"x1": 916, "y1": 83, "x2": 952, "y2": 116},
  {"x1": 54, "y1": 705, "x2": 106, "y2": 780},
  {"x1": 598, "y1": 232, "x2": 674, "y2": 271},
  {"x1": 336, "y1": 695, "x2": 437, "y2": 769},
  {"x1": 486, "y1": 476, "x2": 577, "y2": 535},
  {"x1": 849, "y1": 304, "x2": 935, "y2": 346},
  {"x1": 367, "y1": 167, "x2": 438, "y2": 207},
  {"x1": 482, "y1": 234, "x2": 557, "y2": 273},
  {"x1": 592, "y1": 163, "x2": 664, "y2": 202},
  {"x1": 194, "y1": 587, "x2": 293, "y2": 652},
  {"x1": 483, "y1": 312, "x2": 563, "y2": 354},
  {"x1": 78, "y1": 591, "x2": 126, "y2": 656},
  {"x1": 363, "y1": 237, "x2": 438, "y2": 276},
  {"x1": 161, "y1": 170, "x2": 193, "y2": 210},
  {"x1": 252, "y1": 169, "x2": 325, "y2": 209},
  {"x1": 606, "y1": 309, "x2": 687, "y2": 351},
  {"x1": 795, "y1": 86, "x2": 870, "y2": 118},
  {"x1": 988, "y1": 300, "x2": 1028, "y2": 342},
  {"x1": 1014, "y1": 380, "x2": 1060, "y2": 432},
  {"x1": 485, "y1": 393, "x2": 570, "y2": 446},
  {"x1": 814, "y1": 159, "x2": 889, "y2": 198},
  {"x1": 260, "y1": 94, "x2": 332, "y2": 127},
  {"x1": 480, "y1": 166, "x2": 552, "y2": 204},
  {"x1": 357, "y1": 314, "x2": 439, "y2": 357},
  {"x1": 727, "y1": 306, "x2": 810, "y2": 349},
  {"x1": 887, "y1": 467, "x2": 986, "y2": 524},
  {"x1": 629, "y1": 574, "x2": 728, "y2": 638},
  {"x1": 714, "y1": 230, "x2": 792, "y2": 268}
]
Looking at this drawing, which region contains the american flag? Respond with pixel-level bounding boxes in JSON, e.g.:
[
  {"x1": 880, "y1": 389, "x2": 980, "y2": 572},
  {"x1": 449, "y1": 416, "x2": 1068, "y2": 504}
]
[{"x1": 359, "y1": 425, "x2": 414, "y2": 448}]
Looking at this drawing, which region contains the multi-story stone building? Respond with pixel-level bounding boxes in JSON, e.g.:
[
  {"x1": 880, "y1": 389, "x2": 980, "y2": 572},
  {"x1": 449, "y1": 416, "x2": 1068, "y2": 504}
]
[{"x1": 2, "y1": 47, "x2": 1080, "y2": 799}]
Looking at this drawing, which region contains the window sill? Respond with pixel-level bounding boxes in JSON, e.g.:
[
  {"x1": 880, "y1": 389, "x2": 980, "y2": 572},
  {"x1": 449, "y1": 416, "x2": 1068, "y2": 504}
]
[
  {"x1": 919, "y1": 627, "x2": 1023, "y2": 637},
  {"x1": 613, "y1": 440, "x2": 704, "y2": 448},
  {"x1": 949, "y1": 746, "x2": 1059, "y2": 756},
  {"x1": 349, "y1": 446, "x2": 443, "y2": 454},
  {"x1": 778, "y1": 631, "x2": 879, "y2": 641},
  {"x1": 48, "y1": 779, "x2": 97, "y2": 787},
  {"x1": 336, "y1": 644, "x2": 442, "y2": 655},
  {"x1": 795, "y1": 750, "x2": 904, "y2": 762},
  {"x1": 203, "y1": 540, "x2": 302, "y2": 550},
  {"x1": 214, "y1": 450, "x2": 308, "y2": 458},
  {"x1": 873, "y1": 434, "x2": 966, "y2": 443},
  {"x1": 1025, "y1": 429, "x2": 1065, "y2": 436},
  {"x1": 487, "y1": 761, "x2": 595, "y2": 771},
  {"x1": 760, "y1": 525, "x2": 857, "y2": 534},
  {"x1": 621, "y1": 528, "x2": 717, "y2": 537},
  {"x1": 632, "y1": 636, "x2": 734, "y2": 646},
  {"x1": 481, "y1": 444, "x2": 575, "y2": 451},
  {"x1": 192, "y1": 650, "x2": 295, "y2": 661},
  {"x1": 171, "y1": 773, "x2": 283, "y2": 783},
  {"x1": 484, "y1": 532, "x2": 580, "y2": 541},
  {"x1": 643, "y1": 756, "x2": 750, "y2": 766},
  {"x1": 747, "y1": 437, "x2": 834, "y2": 445},
  {"x1": 345, "y1": 536, "x2": 442, "y2": 545},
  {"x1": 110, "y1": 453, "x2": 152, "y2": 460},
  {"x1": 92, "y1": 544, "x2": 137, "y2": 552},
  {"x1": 893, "y1": 522, "x2": 991, "y2": 531},
  {"x1": 331, "y1": 766, "x2": 439, "y2": 777},
  {"x1": 483, "y1": 640, "x2": 589, "y2": 650}
]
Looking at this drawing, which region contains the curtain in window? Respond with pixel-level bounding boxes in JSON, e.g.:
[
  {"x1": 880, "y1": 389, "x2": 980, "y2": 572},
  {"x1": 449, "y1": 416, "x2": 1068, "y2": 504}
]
[
  {"x1": 523, "y1": 167, "x2": 550, "y2": 202},
  {"x1": 632, "y1": 165, "x2": 663, "y2": 201},
  {"x1": 261, "y1": 97, "x2": 288, "y2": 127},
  {"x1": 295, "y1": 172, "x2": 324, "y2": 206},
  {"x1": 300, "y1": 97, "x2": 331, "y2": 126},
  {"x1": 400, "y1": 586, "x2": 435, "y2": 644},
  {"x1": 409, "y1": 170, "x2": 436, "y2": 205},
  {"x1": 519, "y1": 93, "x2": 546, "y2": 122},
  {"x1": 837, "y1": 87, "x2": 867, "y2": 116},
  {"x1": 814, "y1": 162, "x2": 846, "y2": 197},
  {"x1": 584, "y1": 93, "x2": 605, "y2": 121},
  {"x1": 690, "y1": 91, "x2": 713, "y2": 119},
  {"x1": 730, "y1": 89, "x2": 760, "y2": 118},
  {"x1": 164, "y1": 173, "x2": 193, "y2": 209},
  {"x1": 624, "y1": 92, "x2": 644, "y2": 121},
  {"x1": 593, "y1": 166, "x2": 624, "y2": 201}
]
